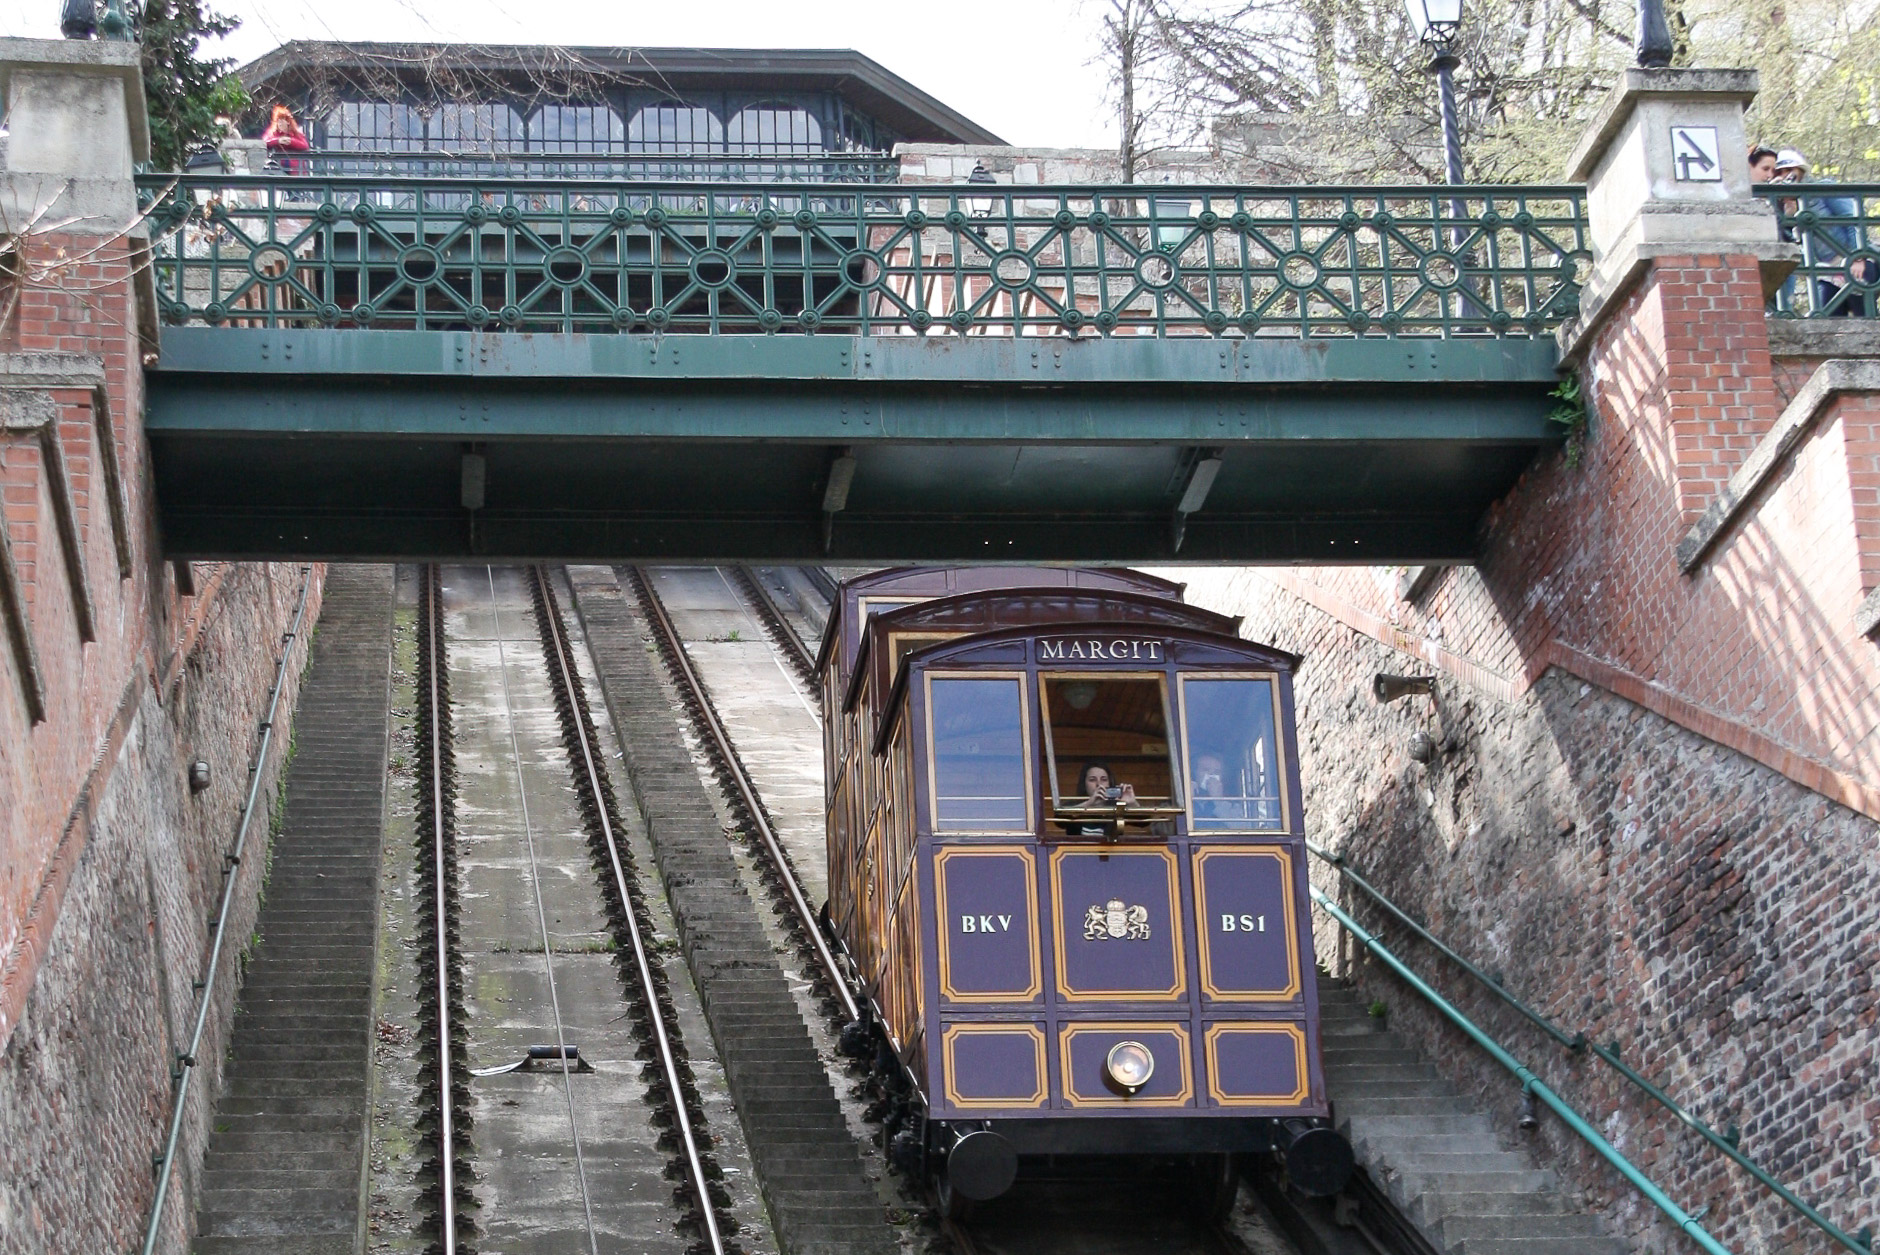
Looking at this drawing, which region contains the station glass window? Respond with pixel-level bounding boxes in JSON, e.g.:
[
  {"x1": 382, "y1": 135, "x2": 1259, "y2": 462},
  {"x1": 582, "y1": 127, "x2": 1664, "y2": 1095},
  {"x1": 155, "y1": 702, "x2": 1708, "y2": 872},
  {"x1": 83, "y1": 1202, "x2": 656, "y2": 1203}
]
[
  {"x1": 926, "y1": 675, "x2": 1030, "y2": 832},
  {"x1": 322, "y1": 102, "x2": 428, "y2": 151},
  {"x1": 428, "y1": 103, "x2": 524, "y2": 149},
  {"x1": 530, "y1": 104, "x2": 625, "y2": 152},
  {"x1": 628, "y1": 103, "x2": 721, "y2": 152},
  {"x1": 1039, "y1": 675, "x2": 1179, "y2": 813},
  {"x1": 726, "y1": 102, "x2": 823, "y2": 153},
  {"x1": 1179, "y1": 676, "x2": 1284, "y2": 830}
]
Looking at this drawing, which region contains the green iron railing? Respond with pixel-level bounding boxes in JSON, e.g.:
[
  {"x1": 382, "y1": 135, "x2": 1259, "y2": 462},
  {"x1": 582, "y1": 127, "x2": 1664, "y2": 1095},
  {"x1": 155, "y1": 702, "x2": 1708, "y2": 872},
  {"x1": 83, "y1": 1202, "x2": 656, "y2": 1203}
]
[
  {"x1": 1308, "y1": 841, "x2": 1875, "y2": 1254},
  {"x1": 1757, "y1": 183, "x2": 1880, "y2": 318},
  {"x1": 135, "y1": 174, "x2": 1588, "y2": 337}
]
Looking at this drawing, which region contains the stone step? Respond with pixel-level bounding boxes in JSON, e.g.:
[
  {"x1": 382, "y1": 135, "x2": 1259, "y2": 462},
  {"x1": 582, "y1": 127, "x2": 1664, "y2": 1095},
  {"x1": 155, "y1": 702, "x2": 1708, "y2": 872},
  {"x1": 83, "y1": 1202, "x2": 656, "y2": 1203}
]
[
  {"x1": 190, "y1": 566, "x2": 393, "y2": 1255},
  {"x1": 1453, "y1": 1239, "x2": 1626, "y2": 1255},
  {"x1": 1343, "y1": 1113, "x2": 1495, "y2": 1137},
  {"x1": 192, "y1": 1235, "x2": 355, "y2": 1255},
  {"x1": 1318, "y1": 977, "x2": 1616, "y2": 1255},
  {"x1": 1440, "y1": 1212, "x2": 1612, "y2": 1243}
]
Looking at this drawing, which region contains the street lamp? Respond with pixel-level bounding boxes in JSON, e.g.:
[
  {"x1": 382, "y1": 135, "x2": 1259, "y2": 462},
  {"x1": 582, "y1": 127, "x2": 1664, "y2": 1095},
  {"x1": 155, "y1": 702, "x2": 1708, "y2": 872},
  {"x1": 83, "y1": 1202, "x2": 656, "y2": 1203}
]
[
  {"x1": 1405, "y1": 0, "x2": 1465, "y2": 184},
  {"x1": 1152, "y1": 179, "x2": 1194, "y2": 253},
  {"x1": 966, "y1": 161, "x2": 999, "y2": 217}
]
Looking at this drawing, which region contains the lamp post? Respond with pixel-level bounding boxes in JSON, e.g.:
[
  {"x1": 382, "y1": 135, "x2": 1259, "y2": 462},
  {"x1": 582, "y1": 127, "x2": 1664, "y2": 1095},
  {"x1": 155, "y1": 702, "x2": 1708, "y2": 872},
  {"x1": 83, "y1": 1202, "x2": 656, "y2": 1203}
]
[
  {"x1": 60, "y1": 0, "x2": 96, "y2": 39},
  {"x1": 1405, "y1": 0, "x2": 1465, "y2": 184},
  {"x1": 966, "y1": 161, "x2": 998, "y2": 217},
  {"x1": 1635, "y1": 0, "x2": 1674, "y2": 67}
]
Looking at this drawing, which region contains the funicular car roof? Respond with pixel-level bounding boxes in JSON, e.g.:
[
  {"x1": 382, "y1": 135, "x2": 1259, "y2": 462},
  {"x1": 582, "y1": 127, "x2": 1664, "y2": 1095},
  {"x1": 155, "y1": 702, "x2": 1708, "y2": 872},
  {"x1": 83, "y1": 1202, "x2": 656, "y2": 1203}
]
[
  {"x1": 872, "y1": 616, "x2": 1301, "y2": 756},
  {"x1": 817, "y1": 566, "x2": 1186, "y2": 681},
  {"x1": 848, "y1": 586, "x2": 1243, "y2": 719}
]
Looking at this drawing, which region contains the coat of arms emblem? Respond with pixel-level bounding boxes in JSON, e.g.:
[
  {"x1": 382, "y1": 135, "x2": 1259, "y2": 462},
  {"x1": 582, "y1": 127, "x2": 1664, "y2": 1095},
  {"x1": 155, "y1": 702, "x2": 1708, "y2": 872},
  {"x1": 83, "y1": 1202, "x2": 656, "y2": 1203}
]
[{"x1": 1083, "y1": 898, "x2": 1151, "y2": 940}]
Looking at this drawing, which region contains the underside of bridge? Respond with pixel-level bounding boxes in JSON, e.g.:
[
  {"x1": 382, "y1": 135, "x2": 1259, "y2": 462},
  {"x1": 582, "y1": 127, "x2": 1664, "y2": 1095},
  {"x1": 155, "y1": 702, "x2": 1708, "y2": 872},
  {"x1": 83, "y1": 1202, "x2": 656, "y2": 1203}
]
[{"x1": 148, "y1": 328, "x2": 1560, "y2": 563}]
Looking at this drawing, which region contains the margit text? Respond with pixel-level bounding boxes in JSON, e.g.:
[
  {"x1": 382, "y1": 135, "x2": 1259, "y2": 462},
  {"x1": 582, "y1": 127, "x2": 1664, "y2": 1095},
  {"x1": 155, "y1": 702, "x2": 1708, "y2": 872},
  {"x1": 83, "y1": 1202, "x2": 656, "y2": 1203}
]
[{"x1": 1038, "y1": 638, "x2": 1165, "y2": 662}]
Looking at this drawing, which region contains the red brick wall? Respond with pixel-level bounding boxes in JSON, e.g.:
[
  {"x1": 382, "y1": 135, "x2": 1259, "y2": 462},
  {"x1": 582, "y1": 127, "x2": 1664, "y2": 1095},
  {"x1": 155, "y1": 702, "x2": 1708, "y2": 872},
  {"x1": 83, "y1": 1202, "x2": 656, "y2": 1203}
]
[
  {"x1": 1, "y1": 228, "x2": 326, "y2": 1254},
  {"x1": 1163, "y1": 252, "x2": 1880, "y2": 1252},
  {"x1": 1603, "y1": 255, "x2": 1785, "y2": 524}
]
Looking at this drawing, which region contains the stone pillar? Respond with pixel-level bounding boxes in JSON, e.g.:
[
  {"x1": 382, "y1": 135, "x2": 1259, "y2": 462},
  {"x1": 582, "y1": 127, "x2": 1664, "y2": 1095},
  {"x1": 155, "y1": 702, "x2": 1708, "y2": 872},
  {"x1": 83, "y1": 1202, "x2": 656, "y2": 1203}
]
[
  {"x1": 1561, "y1": 69, "x2": 1795, "y2": 523},
  {"x1": 0, "y1": 38, "x2": 149, "y2": 233}
]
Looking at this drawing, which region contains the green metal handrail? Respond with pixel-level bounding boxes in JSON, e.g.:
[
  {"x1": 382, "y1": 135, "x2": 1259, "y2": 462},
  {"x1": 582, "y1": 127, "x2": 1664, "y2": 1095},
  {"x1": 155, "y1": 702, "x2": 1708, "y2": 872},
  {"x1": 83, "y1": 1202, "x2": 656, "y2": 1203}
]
[
  {"x1": 1756, "y1": 183, "x2": 1879, "y2": 318},
  {"x1": 134, "y1": 173, "x2": 1587, "y2": 338},
  {"x1": 137, "y1": 567, "x2": 314, "y2": 1255},
  {"x1": 1308, "y1": 841, "x2": 1874, "y2": 1253},
  {"x1": 1313, "y1": 888, "x2": 1734, "y2": 1255},
  {"x1": 260, "y1": 149, "x2": 901, "y2": 183}
]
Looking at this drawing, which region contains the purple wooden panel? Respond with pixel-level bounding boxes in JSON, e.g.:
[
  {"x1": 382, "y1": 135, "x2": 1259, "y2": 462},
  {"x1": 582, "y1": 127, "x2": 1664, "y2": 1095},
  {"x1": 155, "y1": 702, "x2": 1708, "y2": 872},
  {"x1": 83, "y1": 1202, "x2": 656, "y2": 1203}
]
[
  {"x1": 934, "y1": 847, "x2": 1041, "y2": 1002},
  {"x1": 1193, "y1": 848, "x2": 1301, "y2": 1001},
  {"x1": 1049, "y1": 850, "x2": 1184, "y2": 1001},
  {"x1": 1059, "y1": 1024, "x2": 1193, "y2": 1108},
  {"x1": 941, "y1": 1023, "x2": 1048, "y2": 1109},
  {"x1": 1204, "y1": 1023, "x2": 1309, "y2": 1107}
]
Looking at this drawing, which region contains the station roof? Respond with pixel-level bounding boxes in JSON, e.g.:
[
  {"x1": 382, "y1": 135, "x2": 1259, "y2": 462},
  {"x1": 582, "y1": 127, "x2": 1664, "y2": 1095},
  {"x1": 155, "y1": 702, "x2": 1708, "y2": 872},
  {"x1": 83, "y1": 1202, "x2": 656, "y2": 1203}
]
[{"x1": 237, "y1": 41, "x2": 1005, "y2": 145}]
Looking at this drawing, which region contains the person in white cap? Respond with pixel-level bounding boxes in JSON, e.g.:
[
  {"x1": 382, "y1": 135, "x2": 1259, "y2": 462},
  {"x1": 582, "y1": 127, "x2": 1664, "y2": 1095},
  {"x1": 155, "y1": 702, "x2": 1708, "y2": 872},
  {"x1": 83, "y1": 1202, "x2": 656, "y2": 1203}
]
[{"x1": 1771, "y1": 147, "x2": 1872, "y2": 316}]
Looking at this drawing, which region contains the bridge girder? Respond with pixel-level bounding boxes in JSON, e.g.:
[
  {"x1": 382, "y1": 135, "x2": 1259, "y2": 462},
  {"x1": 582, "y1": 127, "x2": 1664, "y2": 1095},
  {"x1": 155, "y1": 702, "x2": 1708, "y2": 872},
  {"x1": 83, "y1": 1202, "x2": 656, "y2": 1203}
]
[{"x1": 146, "y1": 329, "x2": 1560, "y2": 564}]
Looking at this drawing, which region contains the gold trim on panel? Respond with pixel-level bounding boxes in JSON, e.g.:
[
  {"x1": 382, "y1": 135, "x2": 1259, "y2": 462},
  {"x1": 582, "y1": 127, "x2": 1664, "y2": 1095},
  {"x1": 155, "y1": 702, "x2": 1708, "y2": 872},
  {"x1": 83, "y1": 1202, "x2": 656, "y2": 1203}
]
[
  {"x1": 1178, "y1": 672, "x2": 1291, "y2": 834},
  {"x1": 1203, "y1": 1022, "x2": 1310, "y2": 1106},
  {"x1": 933, "y1": 846, "x2": 1043, "y2": 1003},
  {"x1": 1058, "y1": 1021, "x2": 1194, "y2": 1108},
  {"x1": 1047, "y1": 847, "x2": 1186, "y2": 1002},
  {"x1": 923, "y1": 670, "x2": 1035, "y2": 835},
  {"x1": 941, "y1": 1023, "x2": 1049, "y2": 1110},
  {"x1": 1192, "y1": 847, "x2": 1302, "y2": 1001}
]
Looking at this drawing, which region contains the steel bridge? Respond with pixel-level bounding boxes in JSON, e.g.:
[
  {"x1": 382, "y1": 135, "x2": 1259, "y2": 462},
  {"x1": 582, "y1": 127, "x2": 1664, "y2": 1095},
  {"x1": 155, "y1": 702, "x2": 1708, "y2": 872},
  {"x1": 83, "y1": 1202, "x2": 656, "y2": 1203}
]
[{"x1": 142, "y1": 170, "x2": 1594, "y2": 562}]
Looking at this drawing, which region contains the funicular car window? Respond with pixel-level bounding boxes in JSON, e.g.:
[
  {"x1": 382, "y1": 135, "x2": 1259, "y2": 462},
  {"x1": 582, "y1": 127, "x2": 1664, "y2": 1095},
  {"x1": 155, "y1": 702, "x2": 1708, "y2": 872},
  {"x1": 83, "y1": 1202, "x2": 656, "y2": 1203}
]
[
  {"x1": 1180, "y1": 676, "x2": 1284, "y2": 830},
  {"x1": 1039, "y1": 675, "x2": 1179, "y2": 815},
  {"x1": 926, "y1": 675, "x2": 1031, "y2": 832}
]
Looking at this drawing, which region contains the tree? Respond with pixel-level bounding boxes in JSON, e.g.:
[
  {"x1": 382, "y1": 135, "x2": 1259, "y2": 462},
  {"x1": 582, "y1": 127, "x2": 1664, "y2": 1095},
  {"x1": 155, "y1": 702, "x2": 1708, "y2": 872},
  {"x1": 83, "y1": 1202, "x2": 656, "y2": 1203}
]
[
  {"x1": 1094, "y1": 0, "x2": 1880, "y2": 184},
  {"x1": 1093, "y1": 0, "x2": 1192, "y2": 180},
  {"x1": 132, "y1": 0, "x2": 248, "y2": 171}
]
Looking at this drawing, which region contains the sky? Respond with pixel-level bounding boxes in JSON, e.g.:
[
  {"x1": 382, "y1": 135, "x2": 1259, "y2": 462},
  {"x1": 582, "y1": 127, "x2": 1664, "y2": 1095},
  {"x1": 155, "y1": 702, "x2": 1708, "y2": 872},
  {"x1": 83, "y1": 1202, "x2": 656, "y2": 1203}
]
[{"x1": 0, "y1": 0, "x2": 1121, "y2": 150}]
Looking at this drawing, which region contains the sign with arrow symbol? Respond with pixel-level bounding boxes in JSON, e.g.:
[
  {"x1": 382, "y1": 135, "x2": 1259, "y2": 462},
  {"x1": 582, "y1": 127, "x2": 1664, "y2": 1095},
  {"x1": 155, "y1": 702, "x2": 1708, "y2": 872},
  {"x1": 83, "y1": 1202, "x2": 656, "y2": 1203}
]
[{"x1": 1671, "y1": 125, "x2": 1722, "y2": 182}]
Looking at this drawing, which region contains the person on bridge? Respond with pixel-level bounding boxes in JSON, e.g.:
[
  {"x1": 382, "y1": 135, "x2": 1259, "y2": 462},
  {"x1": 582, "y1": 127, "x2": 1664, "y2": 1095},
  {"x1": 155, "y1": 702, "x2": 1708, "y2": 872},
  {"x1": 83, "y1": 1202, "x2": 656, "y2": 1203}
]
[
  {"x1": 1772, "y1": 147, "x2": 1874, "y2": 316},
  {"x1": 263, "y1": 104, "x2": 311, "y2": 174}
]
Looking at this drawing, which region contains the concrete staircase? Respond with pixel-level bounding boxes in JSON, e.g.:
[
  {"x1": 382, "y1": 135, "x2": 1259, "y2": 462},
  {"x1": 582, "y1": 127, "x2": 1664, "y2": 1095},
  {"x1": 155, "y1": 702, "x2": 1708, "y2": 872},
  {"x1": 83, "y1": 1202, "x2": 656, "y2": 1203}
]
[
  {"x1": 191, "y1": 566, "x2": 396, "y2": 1255},
  {"x1": 1319, "y1": 979, "x2": 1623, "y2": 1255}
]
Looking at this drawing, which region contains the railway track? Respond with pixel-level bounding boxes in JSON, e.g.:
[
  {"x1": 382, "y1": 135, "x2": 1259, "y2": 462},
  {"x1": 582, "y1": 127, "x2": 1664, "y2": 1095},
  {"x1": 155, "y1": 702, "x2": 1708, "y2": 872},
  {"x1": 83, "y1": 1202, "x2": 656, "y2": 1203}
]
[
  {"x1": 626, "y1": 566, "x2": 857, "y2": 1026},
  {"x1": 529, "y1": 566, "x2": 738, "y2": 1253},
  {"x1": 413, "y1": 566, "x2": 476, "y2": 1255},
  {"x1": 407, "y1": 565, "x2": 749, "y2": 1255}
]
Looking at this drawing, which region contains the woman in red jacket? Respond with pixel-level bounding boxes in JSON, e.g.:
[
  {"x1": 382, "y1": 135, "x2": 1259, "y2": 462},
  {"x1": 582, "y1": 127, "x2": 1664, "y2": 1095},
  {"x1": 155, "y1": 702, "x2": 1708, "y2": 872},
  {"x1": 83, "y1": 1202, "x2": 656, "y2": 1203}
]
[{"x1": 262, "y1": 104, "x2": 310, "y2": 173}]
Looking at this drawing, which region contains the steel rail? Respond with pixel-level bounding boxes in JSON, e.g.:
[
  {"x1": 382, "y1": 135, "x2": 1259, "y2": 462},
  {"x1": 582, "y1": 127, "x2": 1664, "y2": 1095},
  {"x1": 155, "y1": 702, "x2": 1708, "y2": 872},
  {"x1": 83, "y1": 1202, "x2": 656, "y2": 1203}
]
[
  {"x1": 733, "y1": 566, "x2": 818, "y2": 680},
  {"x1": 530, "y1": 566, "x2": 727, "y2": 1255},
  {"x1": 1307, "y1": 841, "x2": 1875, "y2": 1254},
  {"x1": 137, "y1": 565, "x2": 313, "y2": 1255},
  {"x1": 421, "y1": 565, "x2": 460, "y2": 1255},
  {"x1": 630, "y1": 566, "x2": 863, "y2": 1025},
  {"x1": 1312, "y1": 888, "x2": 1735, "y2": 1255}
]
